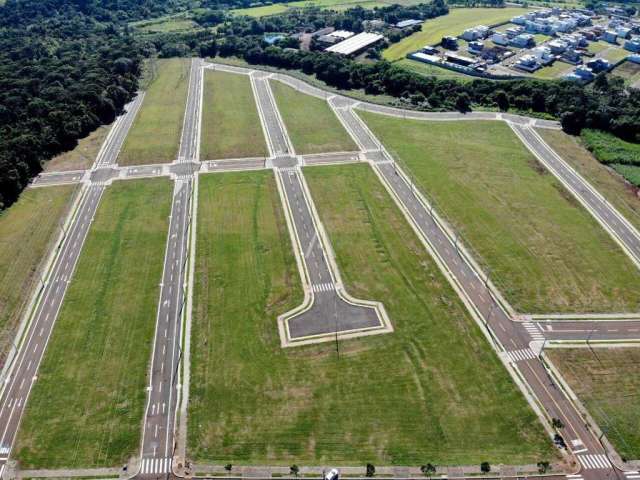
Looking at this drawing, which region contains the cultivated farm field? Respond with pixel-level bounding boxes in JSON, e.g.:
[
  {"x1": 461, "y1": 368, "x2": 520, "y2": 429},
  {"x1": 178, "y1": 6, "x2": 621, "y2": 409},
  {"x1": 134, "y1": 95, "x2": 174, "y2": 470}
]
[{"x1": 361, "y1": 113, "x2": 640, "y2": 313}]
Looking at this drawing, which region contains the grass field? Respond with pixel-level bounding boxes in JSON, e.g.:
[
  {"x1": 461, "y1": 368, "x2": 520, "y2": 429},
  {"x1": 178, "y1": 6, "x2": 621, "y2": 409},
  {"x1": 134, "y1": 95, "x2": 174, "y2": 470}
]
[
  {"x1": 119, "y1": 58, "x2": 190, "y2": 166},
  {"x1": 612, "y1": 164, "x2": 640, "y2": 187},
  {"x1": 395, "y1": 58, "x2": 472, "y2": 81},
  {"x1": 361, "y1": 113, "x2": 640, "y2": 314},
  {"x1": 270, "y1": 80, "x2": 357, "y2": 154},
  {"x1": 587, "y1": 40, "x2": 609, "y2": 54},
  {"x1": 201, "y1": 70, "x2": 268, "y2": 159},
  {"x1": 188, "y1": 166, "x2": 555, "y2": 466},
  {"x1": 532, "y1": 60, "x2": 573, "y2": 79},
  {"x1": 0, "y1": 186, "x2": 75, "y2": 359},
  {"x1": 132, "y1": 15, "x2": 201, "y2": 34},
  {"x1": 548, "y1": 348, "x2": 640, "y2": 460},
  {"x1": 383, "y1": 8, "x2": 527, "y2": 61},
  {"x1": 611, "y1": 60, "x2": 640, "y2": 86},
  {"x1": 232, "y1": 0, "x2": 421, "y2": 17},
  {"x1": 601, "y1": 46, "x2": 630, "y2": 64},
  {"x1": 46, "y1": 124, "x2": 112, "y2": 172},
  {"x1": 15, "y1": 179, "x2": 172, "y2": 468},
  {"x1": 536, "y1": 129, "x2": 640, "y2": 234}
]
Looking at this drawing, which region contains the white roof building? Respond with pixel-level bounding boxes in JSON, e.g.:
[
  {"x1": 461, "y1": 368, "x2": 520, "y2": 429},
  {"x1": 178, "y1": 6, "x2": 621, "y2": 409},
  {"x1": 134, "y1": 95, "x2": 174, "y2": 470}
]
[
  {"x1": 325, "y1": 32, "x2": 384, "y2": 55},
  {"x1": 330, "y1": 30, "x2": 354, "y2": 39}
]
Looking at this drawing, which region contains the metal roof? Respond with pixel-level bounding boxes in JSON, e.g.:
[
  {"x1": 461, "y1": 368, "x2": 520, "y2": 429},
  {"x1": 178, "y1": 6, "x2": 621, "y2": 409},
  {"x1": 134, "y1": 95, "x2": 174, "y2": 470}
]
[{"x1": 325, "y1": 32, "x2": 384, "y2": 55}]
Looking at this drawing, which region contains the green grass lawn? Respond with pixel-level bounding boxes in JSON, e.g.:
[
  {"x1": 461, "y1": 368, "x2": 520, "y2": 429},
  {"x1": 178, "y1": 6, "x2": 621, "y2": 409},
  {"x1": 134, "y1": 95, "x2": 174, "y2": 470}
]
[
  {"x1": 532, "y1": 60, "x2": 572, "y2": 79},
  {"x1": 536, "y1": 129, "x2": 640, "y2": 233},
  {"x1": 270, "y1": 80, "x2": 357, "y2": 154},
  {"x1": 119, "y1": 58, "x2": 190, "y2": 166},
  {"x1": 46, "y1": 124, "x2": 112, "y2": 172},
  {"x1": 612, "y1": 164, "x2": 640, "y2": 187},
  {"x1": 548, "y1": 348, "x2": 640, "y2": 460},
  {"x1": 383, "y1": 7, "x2": 527, "y2": 61},
  {"x1": 361, "y1": 113, "x2": 640, "y2": 314},
  {"x1": 232, "y1": 0, "x2": 421, "y2": 17},
  {"x1": 15, "y1": 179, "x2": 172, "y2": 468},
  {"x1": 201, "y1": 70, "x2": 268, "y2": 159},
  {"x1": 587, "y1": 40, "x2": 609, "y2": 54},
  {"x1": 0, "y1": 186, "x2": 75, "y2": 359},
  {"x1": 188, "y1": 166, "x2": 555, "y2": 466},
  {"x1": 611, "y1": 60, "x2": 640, "y2": 87},
  {"x1": 396, "y1": 58, "x2": 472, "y2": 82},
  {"x1": 601, "y1": 46, "x2": 630, "y2": 64}
]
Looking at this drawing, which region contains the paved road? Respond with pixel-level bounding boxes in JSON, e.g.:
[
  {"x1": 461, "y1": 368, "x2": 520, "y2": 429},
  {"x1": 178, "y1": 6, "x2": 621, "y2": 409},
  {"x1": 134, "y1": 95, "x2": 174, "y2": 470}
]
[
  {"x1": 250, "y1": 72, "x2": 386, "y2": 343},
  {"x1": 138, "y1": 57, "x2": 201, "y2": 478},
  {"x1": 277, "y1": 167, "x2": 382, "y2": 339},
  {"x1": 513, "y1": 125, "x2": 640, "y2": 268},
  {"x1": 138, "y1": 178, "x2": 191, "y2": 477},
  {"x1": 251, "y1": 72, "x2": 292, "y2": 156},
  {"x1": 334, "y1": 104, "x2": 623, "y2": 480},
  {"x1": 0, "y1": 94, "x2": 144, "y2": 478},
  {"x1": 96, "y1": 93, "x2": 145, "y2": 167},
  {"x1": 209, "y1": 62, "x2": 560, "y2": 129},
  {"x1": 534, "y1": 319, "x2": 640, "y2": 342}
]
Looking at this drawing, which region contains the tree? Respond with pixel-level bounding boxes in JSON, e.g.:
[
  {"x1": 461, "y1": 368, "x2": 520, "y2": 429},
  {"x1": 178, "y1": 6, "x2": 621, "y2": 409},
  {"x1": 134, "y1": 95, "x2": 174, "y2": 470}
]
[
  {"x1": 480, "y1": 462, "x2": 490, "y2": 473},
  {"x1": 290, "y1": 465, "x2": 299, "y2": 477},
  {"x1": 420, "y1": 464, "x2": 436, "y2": 477},
  {"x1": 537, "y1": 461, "x2": 550, "y2": 473},
  {"x1": 495, "y1": 90, "x2": 509, "y2": 111},
  {"x1": 366, "y1": 463, "x2": 375, "y2": 477},
  {"x1": 552, "y1": 417, "x2": 564, "y2": 429},
  {"x1": 224, "y1": 464, "x2": 233, "y2": 472},
  {"x1": 455, "y1": 93, "x2": 471, "y2": 113}
]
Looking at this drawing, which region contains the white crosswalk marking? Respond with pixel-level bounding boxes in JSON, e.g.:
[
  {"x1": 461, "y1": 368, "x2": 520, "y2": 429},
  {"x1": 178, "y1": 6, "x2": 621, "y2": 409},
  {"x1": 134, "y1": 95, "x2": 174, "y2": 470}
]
[
  {"x1": 312, "y1": 282, "x2": 335, "y2": 293},
  {"x1": 141, "y1": 457, "x2": 172, "y2": 474},
  {"x1": 506, "y1": 348, "x2": 537, "y2": 362},
  {"x1": 280, "y1": 167, "x2": 298, "y2": 173},
  {"x1": 577, "y1": 454, "x2": 611, "y2": 470},
  {"x1": 625, "y1": 471, "x2": 640, "y2": 479},
  {"x1": 523, "y1": 322, "x2": 545, "y2": 341},
  {"x1": 0, "y1": 446, "x2": 8, "y2": 455}
]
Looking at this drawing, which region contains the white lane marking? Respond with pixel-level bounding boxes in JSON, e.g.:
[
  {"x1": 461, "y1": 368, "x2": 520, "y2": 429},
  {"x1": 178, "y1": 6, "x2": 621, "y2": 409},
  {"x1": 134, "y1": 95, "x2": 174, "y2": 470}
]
[
  {"x1": 506, "y1": 348, "x2": 537, "y2": 363},
  {"x1": 577, "y1": 454, "x2": 611, "y2": 469}
]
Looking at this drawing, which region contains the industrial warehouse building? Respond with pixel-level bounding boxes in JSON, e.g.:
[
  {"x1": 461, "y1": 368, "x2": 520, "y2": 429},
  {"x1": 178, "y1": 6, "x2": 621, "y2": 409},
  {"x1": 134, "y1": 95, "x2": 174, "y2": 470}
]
[{"x1": 325, "y1": 32, "x2": 384, "y2": 56}]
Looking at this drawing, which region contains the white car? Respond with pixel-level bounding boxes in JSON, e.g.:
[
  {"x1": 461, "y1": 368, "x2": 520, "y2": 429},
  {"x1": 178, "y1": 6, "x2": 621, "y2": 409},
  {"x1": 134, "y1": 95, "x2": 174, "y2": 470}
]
[{"x1": 323, "y1": 468, "x2": 339, "y2": 480}]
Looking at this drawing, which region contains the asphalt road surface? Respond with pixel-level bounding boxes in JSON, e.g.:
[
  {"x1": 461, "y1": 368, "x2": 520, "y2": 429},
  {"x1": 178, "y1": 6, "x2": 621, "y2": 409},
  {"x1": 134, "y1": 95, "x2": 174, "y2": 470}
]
[
  {"x1": 0, "y1": 94, "x2": 144, "y2": 478},
  {"x1": 251, "y1": 73, "x2": 292, "y2": 156},
  {"x1": 138, "y1": 58, "x2": 201, "y2": 478},
  {"x1": 277, "y1": 167, "x2": 382, "y2": 339}
]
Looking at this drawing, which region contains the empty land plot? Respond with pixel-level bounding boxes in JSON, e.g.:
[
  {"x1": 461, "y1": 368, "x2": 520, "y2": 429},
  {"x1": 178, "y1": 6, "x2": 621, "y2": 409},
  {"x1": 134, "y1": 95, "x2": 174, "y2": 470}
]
[
  {"x1": 382, "y1": 8, "x2": 527, "y2": 61},
  {"x1": 200, "y1": 70, "x2": 268, "y2": 160},
  {"x1": 270, "y1": 80, "x2": 357, "y2": 155},
  {"x1": 119, "y1": 58, "x2": 190, "y2": 165},
  {"x1": 45, "y1": 124, "x2": 112, "y2": 172},
  {"x1": 188, "y1": 166, "x2": 554, "y2": 466},
  {"x1": 548, "y1": 348, "x2": 640, "y2": 460},
  {"x1": 15, "y1": 178, "x2": 172, "y2": 468},
  {"x1": 611, "y1": 60, "x2": 640, "y2": 86},
  {"x1": 361, "y1": 113, "x2": 640, "y2": 313},
  {"x1": 536, "y1": 129, "x2": 640, "y2": 234},
  {"x1": 0, "y1": 186, "x2": 75, "y2": 359}
]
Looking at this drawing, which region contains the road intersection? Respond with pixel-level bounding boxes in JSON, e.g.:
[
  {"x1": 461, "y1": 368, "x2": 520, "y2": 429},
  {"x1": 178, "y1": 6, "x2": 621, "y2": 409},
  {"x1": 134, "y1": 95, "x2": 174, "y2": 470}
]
[{"x1": 1, "y1": 59, "x2": 640, "y2": 480}]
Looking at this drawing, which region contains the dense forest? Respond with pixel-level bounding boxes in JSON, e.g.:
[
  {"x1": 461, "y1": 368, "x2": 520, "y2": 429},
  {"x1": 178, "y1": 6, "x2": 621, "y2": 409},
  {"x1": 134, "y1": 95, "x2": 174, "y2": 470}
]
[
  {"x1": 0, "y1": 0, "x2": 145, "y2": 208},
  {"x1": 0, "y1": 0, "x2": 639, "y2": 209}
]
